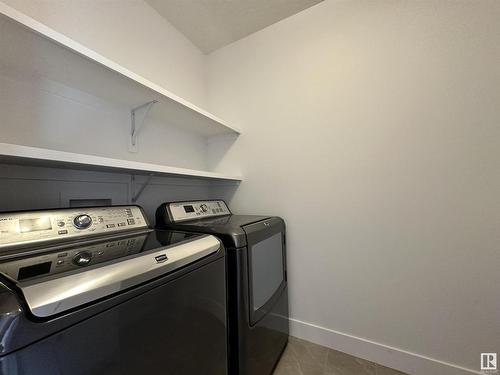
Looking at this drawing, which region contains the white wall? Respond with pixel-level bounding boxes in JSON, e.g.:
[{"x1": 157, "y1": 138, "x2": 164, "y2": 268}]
[
  {"x1": 1, "y1": 0, "x2": 207, "y2": 107},
  {"x1": 0, "y1": 0, "x2": 240, "y2": 214},
  {"x1": 207, "y1": 1, "x2": 500, "y2": 374},
  {"x1": 0, "y1": 0, "x2": 211, "y2": 170},
  {"x1": 0, "y1": 68, "x2": 209, "y2": 170}
]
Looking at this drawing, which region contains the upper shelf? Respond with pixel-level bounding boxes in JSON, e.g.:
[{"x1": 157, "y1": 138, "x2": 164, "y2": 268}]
[
  {"x1": 0, "y1": 143, "x2": 242, "y2": 181},
  {"x1": 0, "y1": 2, "x2": 241, "y2": 137}
]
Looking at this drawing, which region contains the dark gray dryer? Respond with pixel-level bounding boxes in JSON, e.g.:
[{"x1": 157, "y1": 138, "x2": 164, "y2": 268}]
[
  {"x1": 156, "y1": 200, "x2": 289, "y2": 375},
  {"x1": 0, "y1": 205, "x2": 227, "y2": 375}
]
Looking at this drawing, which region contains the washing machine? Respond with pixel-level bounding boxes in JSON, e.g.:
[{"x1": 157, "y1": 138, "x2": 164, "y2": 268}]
[
  {"x1": 0, "y1": 205, "x2": 227, "y2": 374},
  {"x1": 156, "y1": 200, "x2": 289, "y2": 375}
]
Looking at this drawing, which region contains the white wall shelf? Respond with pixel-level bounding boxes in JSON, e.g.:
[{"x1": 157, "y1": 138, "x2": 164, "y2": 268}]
[
  {"x1": 0, "y1": 2, "x2": 241, "y2": 138},
  {"x1": 0, "y1": 143, "x2": 242, "y2": 181}
]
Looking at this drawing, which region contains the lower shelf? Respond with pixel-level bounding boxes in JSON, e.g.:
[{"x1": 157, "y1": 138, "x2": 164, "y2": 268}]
[{"x1": 0, "y1": 143, "x2": 242, "y2": 181}]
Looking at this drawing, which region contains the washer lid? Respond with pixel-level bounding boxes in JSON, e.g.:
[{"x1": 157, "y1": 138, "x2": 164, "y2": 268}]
[{"x1": 0, "y1": 232, "x2": 221, "y2": 318}]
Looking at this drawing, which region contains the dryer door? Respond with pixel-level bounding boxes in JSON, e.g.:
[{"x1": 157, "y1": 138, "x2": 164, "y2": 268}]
[{"x1": 243, "y1": 217, "x2": 287, "y2": 325}]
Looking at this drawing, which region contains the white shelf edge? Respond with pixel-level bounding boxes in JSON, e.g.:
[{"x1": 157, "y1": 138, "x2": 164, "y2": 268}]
[
  {"x1": 0, "y1": 143, "x2": 243, "y2": 182},
  {"x1": 0, "y1": 1, "x2": 241, "y2": 135}
]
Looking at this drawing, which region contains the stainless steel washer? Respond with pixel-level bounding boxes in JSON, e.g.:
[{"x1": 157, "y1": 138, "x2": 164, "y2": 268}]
[{"x1": 0, "y1": 205, "x2": 227, "y2": 374}]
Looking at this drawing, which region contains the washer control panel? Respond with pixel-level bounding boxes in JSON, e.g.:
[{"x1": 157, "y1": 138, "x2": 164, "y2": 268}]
[
  {"x1": 0, "y1": 206, "x2": 148, "y2": 250},
  {"x1": 167, "y1": 200, "x2": 230, "y2": 223},
  {"x1": 0, "y1": 233, "x2": 148, "y2": 281}
]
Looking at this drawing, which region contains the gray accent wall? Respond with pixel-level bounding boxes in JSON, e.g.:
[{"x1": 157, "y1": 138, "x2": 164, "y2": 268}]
[{"x1": 0, "y1": 163, "x2": 239, "y2": 223}]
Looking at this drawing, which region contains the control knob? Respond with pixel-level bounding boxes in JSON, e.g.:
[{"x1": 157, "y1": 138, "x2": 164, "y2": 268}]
[
  {"x1": 73, "y1": 251, "x2": 93, "y2": 266},
  {"x1": 200, "y1": 204, "x2": 208, "y2": 213},
  {"x1": 73, "y1": 214, "x2": 92, "y2": 229}
]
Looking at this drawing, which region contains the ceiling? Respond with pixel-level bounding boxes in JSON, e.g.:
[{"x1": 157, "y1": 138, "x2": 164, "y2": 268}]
[{"x1": 145, "y1": 0, "x2": 324, "y2": 54}]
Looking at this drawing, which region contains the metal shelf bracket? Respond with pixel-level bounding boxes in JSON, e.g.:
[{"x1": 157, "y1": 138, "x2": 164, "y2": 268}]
[
  {"x1": 131, "y1": 174, "x2": 154, "y2": 203},
  {"x1": 130, "y1": 100, "x2": 158, "y2": 152}
]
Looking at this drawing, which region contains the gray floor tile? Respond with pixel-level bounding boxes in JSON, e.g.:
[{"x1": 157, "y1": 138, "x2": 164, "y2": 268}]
[
  {"x1": 273, "y1": 337, "x2": 408, "y2": 375},
  {"x1": 325, "y1": 349, "x2": 377, "y2": 375},
  {"x1": 375, "y1": 364, "x2": 408, "y2": 375}
]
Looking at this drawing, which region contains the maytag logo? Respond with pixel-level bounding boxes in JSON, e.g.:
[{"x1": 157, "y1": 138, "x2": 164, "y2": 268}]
[
  {"x1": 155, "y1": 254, "x2": 168, "y2": 263},
  {"x1": 481, "y1": 353, "x2": 497, "y2": 372}
]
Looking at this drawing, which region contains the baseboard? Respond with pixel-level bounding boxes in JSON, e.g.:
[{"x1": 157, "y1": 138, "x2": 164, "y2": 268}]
[{"x1": 289, "y1": 318, "x2": 481, "y2": 375}]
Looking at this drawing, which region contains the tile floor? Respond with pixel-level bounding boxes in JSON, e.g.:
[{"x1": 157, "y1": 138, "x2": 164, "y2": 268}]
[{"x1": 273, "y1": 337, "x2": 408, "y2": 375}]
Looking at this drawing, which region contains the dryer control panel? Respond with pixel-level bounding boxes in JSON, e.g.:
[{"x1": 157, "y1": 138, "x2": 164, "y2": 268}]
[
  {"x1": 165, "y1": 200, "x2": 231, "y2": 223},
  {"x1": 0, "y1": 206, "x2": 148, "y2": 250}
]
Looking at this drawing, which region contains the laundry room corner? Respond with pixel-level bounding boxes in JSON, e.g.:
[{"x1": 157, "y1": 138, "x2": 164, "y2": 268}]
[{"x1": 0, "y1": 1, "x2": 498, "y2": 375}]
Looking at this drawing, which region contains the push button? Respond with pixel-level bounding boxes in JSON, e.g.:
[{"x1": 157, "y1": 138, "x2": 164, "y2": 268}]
[
  {"x1": 58, "y1": 230, "x2": 68, "y2": 235},
  {"x1": 118, "y1": 223, "x2": 126, "y2": 227},
  {"x1": 106, "y1": 224, "x2": 116, "y2": 228}
]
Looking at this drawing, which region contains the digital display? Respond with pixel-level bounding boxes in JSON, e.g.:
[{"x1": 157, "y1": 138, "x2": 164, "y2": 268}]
[
  {"x1": 18, "y1": 262, "x2": 52, "y2": 281},
  {"x1": 183, "y1": 205, "x2": 195, "y2": 213},
  {"x1": 19, "y1": 217, "x2": 53, "y2": 233}
]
